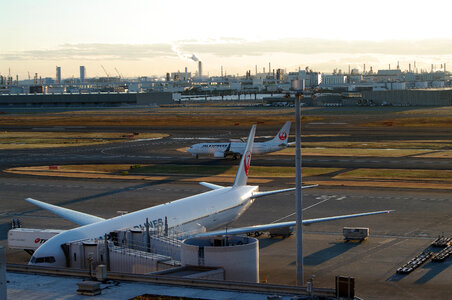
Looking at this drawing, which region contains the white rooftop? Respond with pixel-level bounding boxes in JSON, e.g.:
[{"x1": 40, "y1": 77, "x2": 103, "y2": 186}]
[{"x1": 7, "y1": 272, "x2": 298, "y2": 299}]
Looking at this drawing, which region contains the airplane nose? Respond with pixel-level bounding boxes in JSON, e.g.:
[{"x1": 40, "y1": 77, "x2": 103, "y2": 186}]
[{"x1": 186, "y1": 147, "x2": 193, "y2": 153}]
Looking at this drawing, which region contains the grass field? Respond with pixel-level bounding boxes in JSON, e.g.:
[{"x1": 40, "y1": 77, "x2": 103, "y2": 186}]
[
  {"x1": 272, "y1": 147, "x2": 434, "y2": 157},
  {"x1": 301, "y1": 140, "x2": 452, "y2": 150},
  {"x1": 270, "y1": 138, "x2": 452, "y2": 157},
  {"x1": 395, "y1": 106, "x2": 452, "y2": 116},
  {"x1": 364, "y1": 116, "x2": 452, "y2": 127},
  {"x1": 335, "y1": 168, "x2": 452, "y2": 182},
  {"x1": 7, "y1": 164, "x2": 452, "y2": 190},
  {"x1": 0, "y1": 132, "x2": 167, "y2": 149},
  {"x1": 56, "y1": 164, "x2": 341, "y2": 178},
  {"x1": 0, "y1": 106, "x2": 322, "y2": 127}
]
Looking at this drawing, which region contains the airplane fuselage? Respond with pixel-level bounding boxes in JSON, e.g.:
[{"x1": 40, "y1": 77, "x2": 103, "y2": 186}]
[
  {"x1": 30, "y1": 185, "x2": 259, "y2": 267},
  {"x1": 187, "y1": 141, "x2": 286, "y2": 158},
  {"x1": 186, "y1": 121, "x2": 291, "y2": 159}
]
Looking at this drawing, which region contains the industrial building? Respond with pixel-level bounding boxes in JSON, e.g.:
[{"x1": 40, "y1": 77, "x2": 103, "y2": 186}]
[
  {"x1": 0, "y1": 92, "x2": 173, "y2": 107},
  {"x1": 362, "y1": 88, "x2": 452, "y2": 106},
  {"x1": 1, "y1": 61, "x2": 451, "y2": 107}
]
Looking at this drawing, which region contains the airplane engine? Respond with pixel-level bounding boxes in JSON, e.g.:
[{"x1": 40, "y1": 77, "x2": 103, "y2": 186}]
[{"x1": 214, "y1": 151, "x2": 226, "y2": 158}]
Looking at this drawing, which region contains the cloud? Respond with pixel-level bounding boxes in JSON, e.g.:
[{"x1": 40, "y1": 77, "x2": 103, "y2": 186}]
[
  {"x1": 0, "y1": 43, "x2": 174, "y2": 61},
  {"x1": 1, "y1": 38, "x2": 451, "y2": 62},
  {"x1": 179, "y1": 38, "x2": 452, "y2": 57}
]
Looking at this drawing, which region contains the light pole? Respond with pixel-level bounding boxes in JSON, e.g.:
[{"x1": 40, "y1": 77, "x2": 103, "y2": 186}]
[{"x1": 295, "y1": 92, "x2": 304, "y2": 286}]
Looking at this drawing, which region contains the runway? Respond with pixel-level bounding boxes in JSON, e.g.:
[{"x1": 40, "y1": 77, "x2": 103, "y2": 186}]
[{"x1": 1, "y1": 132, "x2": 450, "y2": 171}]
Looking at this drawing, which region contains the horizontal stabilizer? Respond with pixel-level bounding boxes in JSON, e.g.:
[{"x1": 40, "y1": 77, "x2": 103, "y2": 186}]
[
  {"x1": 194, "y1": 210, "x2": 394, "y2": 237},
  {"x1": 199, "y1": 182, "x2": 224, "y2": 190},
  {"x1": 26, "y1": 198, "x2": 105, "y2": 226},
  {"x1": 252, "y1": 184, "x2": 318, "y2": 198}
]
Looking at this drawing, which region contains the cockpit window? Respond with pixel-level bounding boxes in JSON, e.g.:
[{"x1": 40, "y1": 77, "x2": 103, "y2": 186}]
[{"x1": 31, "y1": 256, "x2": 56, "y2": 263}]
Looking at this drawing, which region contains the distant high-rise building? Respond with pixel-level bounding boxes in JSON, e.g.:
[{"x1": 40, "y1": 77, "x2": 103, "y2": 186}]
[
  {"x1": 56, "y1": 66, "x2": 61, "y2": 84},
  {"x1": 80, "y1": 66, "x2": 86, "y2": 83},
  {"x1": 198, "y1": 61, "x2": 203, "y2": 78}
]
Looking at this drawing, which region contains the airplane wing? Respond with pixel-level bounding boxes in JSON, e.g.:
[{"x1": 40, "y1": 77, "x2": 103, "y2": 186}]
[
  {"x1": 26, "y1": 198, "x2": 105, "y2": 226},
  {"x1": 252, "y1": 185, "x2": 318, "y2": 199},
  {"x1": 193, "y1": 210, "x2": 394, "y2": 237}
]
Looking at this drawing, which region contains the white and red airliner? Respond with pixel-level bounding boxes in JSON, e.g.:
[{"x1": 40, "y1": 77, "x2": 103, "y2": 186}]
[
  {"x1": 26, "y1": 125, "x2": 393, "y2": 267},
  {"x1": 186, "y1": 121, "x2": 291, "y2": 159}
]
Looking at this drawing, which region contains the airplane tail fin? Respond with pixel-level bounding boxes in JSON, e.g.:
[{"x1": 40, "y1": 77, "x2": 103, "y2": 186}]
[
  {"x1": 232, "y1": 124, "x2": 256, "y2": 187},
  {"x1": 270, "y1": 121, "x2": 291, "y2": 146}
]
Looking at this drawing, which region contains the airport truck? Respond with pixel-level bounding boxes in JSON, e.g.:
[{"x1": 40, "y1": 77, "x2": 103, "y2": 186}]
[
  {"x1": 343, "y1": 227, "x2": 369, "y2": 242},
  {"x1": 8, "y1": 228, "x2": 65, "y2": 254}
]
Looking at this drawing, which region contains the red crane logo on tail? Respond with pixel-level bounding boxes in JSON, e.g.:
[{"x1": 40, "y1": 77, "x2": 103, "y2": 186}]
[
  {"x1": 279, "y1": 131, "x2": 287, "y2": 141},
  {"x1": 244, "y1": 151, "x2": 251, "y2": 176}
]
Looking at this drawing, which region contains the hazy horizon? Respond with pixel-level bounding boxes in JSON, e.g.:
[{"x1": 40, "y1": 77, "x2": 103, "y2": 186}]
[{"x1": 1, "y1": 0, "x2": 451, "y2": 78}]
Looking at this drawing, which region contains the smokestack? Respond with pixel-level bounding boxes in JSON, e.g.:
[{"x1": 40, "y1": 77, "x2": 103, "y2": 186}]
[
  {"x1": 184, "y1": 67, "x2": 188, "y2": 81},
  {"x1": 409, "y1": 63, "x2": 411, "y2": 72},
  {"x1": 363, "y1": 64, "x2": 366, "y2": 74},
  {"x1": 198, "y1": 61, "x2": 203, "y2": 78},
  {"x1": 255, "y1": 65, "x2": 257, "y2": 75}
]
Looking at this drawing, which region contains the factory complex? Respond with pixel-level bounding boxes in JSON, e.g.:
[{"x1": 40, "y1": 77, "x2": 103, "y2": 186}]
[{"x1": 1, "y1": 62, "x2": 451, "y2": 107}]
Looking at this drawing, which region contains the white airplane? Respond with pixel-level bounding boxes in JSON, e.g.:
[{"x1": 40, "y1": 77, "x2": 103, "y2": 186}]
[
  {"x1": 26, "y1": 125, "x2": 393, "y2": 267},
  {"x1": 186, "y1": 121, "x2": 292, "y2": 159}
]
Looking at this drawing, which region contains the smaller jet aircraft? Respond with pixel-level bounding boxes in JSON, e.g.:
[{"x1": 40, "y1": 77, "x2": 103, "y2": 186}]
[{"x1": 186, "y1": 121, "x2": 291, "y2": 159}]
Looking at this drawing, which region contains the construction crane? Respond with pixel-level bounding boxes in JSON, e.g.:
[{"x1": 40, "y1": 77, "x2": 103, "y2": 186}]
[
  {"x1": 114, "y1": 67, "x2": 123, "y2": 81},
  {"x1": 100, "y1": 65, "x2": 110, "y2": 78}
]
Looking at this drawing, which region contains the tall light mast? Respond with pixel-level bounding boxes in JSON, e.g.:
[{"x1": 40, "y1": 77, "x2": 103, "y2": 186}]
[{"x1": 295, "y1": 92, "x2": 304, "y2": 285}]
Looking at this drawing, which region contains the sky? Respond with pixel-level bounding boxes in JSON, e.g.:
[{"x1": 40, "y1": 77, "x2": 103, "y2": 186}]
[{"x1": 1, "y1": 0, "x2": 451, "y2": 78}]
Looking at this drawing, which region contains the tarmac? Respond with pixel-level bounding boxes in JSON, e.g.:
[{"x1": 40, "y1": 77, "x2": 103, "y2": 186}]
[{"x1": 1, "y1": 108, "x2": 451, "y2": 299}]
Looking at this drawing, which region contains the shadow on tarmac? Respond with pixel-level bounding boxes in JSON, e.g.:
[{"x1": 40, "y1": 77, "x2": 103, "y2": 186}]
[
  {"x1": 415, "y1": 259, "x2": 452, "y2": 284},
  {"x1": 387, "y1": 260, "x2": 452, "y2": 283},
  {"x1": 0, "y1": 222, "x2": 11, "y2": 241},
  {"x1": 303, "y1": 241, "x2": 360, "y2": 266},
  {"x1": 258, "y1": 237, "x2": 288, "y2": 249}
]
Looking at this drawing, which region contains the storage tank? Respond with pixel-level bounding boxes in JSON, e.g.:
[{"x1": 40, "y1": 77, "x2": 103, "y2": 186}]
[
  {"x1": 291, "y1": 79, "x2": 305, "y2": 91},
  {"x1": 181, "y1": 236, "x2": 259, "y2": 282}
]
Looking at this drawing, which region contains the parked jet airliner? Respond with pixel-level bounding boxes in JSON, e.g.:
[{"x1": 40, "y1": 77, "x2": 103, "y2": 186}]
[
  {"x1": 186, "y1": 121, "x2": 291, "y2": 159},
  {"x1": 26, "y1": 125, "x2": 393, "y2": 267}
]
